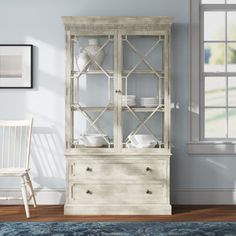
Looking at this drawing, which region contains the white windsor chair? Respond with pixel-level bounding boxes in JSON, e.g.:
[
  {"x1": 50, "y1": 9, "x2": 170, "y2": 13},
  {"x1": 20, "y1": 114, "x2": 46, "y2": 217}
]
[{"x1": 0, "y1": 119, "x2": 36, "y2": 218}]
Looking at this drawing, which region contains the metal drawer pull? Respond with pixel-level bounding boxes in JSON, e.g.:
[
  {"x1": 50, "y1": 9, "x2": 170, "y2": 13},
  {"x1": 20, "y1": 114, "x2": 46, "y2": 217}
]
[
  {"x1": 146, "y1": 167, "x2": 152, "y2": 172},
  {"x1": 146, "y1": 190, "x2": 152, "y2": 194},
  {"x1": 86, "y1": 190, "x2": 93, "y2": 195},
  {"x1": 115, "y1": 90, "x2": 122, "y2": 93},
  {"x1": 86, "y1": 167, "x2": 93, "y2": 172}
]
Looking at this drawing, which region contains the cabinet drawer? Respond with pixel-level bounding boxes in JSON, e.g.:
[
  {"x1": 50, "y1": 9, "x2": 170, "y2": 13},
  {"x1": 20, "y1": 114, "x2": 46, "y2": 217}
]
[
  {"x1": 69, "y1": 182, "x2": 167, "y2": 204},
  {"x1": 68, "y1": 160, "x2": 168, "y2": 181}
]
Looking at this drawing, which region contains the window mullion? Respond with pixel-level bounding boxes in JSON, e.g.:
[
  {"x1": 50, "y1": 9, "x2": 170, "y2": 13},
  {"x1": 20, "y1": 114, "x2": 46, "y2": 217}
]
[
  {"x1": 202, "y1": 4, "x2": 236, "y2": 11},
  {"x1": 200, "y1": 6, "x2": 205, "y2": 140},
  {"x1": 226, "y1": 77, "x2": 229, "y2": 138},
  {"x1": 225, "y1": 9, "x2": 229, "y2": 138}
]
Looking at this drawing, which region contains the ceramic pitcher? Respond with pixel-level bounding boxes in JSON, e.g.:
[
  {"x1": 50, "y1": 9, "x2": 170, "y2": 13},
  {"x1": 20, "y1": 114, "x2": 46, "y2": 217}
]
[{"x1": 76, "y1": 49, "x2": 90, "y2": 72}]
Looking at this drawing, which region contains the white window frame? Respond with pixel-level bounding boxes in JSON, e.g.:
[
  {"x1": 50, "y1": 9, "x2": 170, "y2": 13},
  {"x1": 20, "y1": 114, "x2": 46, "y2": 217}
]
[{"x1": 188, "y1": 0, "x2": 236, "y2": 154}]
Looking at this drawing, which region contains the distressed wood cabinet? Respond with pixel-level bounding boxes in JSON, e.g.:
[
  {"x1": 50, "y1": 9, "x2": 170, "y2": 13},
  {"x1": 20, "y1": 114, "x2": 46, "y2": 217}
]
[{"x1": 62, "y1": 16, "x2": 173, "y2": 215}]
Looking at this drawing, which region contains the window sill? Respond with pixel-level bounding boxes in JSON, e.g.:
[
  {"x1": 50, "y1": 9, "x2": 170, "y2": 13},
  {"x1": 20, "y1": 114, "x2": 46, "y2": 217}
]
[{"x1": 187, "y1": 141, "x2": 236, "y2": 155}]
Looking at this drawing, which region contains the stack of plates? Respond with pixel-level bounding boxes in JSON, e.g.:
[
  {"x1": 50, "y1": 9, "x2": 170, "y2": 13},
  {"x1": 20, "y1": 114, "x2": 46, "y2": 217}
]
[
  {"x1": 122, "y1": 95, "x2": 136, "y2": 107},
  {"x1": 139, "y1": 97, "x2": 158, "y2": 107}
]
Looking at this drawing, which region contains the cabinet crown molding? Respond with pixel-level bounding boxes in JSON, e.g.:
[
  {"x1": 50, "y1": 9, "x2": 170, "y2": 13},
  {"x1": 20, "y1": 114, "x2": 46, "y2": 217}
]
[{"x1": 62, "y1": 16, "x2": 173, "y2": 31}]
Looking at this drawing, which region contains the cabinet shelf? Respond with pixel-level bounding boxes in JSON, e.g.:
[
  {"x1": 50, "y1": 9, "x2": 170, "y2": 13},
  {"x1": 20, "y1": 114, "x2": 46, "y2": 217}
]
[
  {"x1": 122, "y1": 70, "x2": 164, "y2": 76},
  {"x1": 71, "y1": 105, "x2": 165, "y2": 112},
  {"x1": 122, "y1": 106, "x2": 164, "y2": 112},
  {"x1": 71, "y1": 105, "x2": 114, "y2": 112},
  {"x1": 71, "y1": 70, "x2": 164, "y2": 77},
  {"x1": 72, "y1": 70, "x2": 114, "y2": 77}
]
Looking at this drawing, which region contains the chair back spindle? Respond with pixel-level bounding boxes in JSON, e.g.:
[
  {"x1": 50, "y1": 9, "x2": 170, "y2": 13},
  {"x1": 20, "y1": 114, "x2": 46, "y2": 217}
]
[{"x1": 0, "y1": 119, "x2": 33, "y2": 170}]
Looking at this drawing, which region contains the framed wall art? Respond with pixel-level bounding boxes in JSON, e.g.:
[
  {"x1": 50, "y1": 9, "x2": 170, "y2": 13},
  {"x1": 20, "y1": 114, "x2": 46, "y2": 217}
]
[{"x1": 0, "y1": 44, "x2": 33, "y2": 88}]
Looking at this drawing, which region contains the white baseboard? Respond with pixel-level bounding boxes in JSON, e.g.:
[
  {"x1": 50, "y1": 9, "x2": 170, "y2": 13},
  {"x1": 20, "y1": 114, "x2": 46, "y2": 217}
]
[
  {"x1": 1, "y1": 188, "x2": 236, "y2": 205},
  {"x1": 172, "y1": 188, "x2": 236, "y2": 204},
  {"x1": 0, "y1": 188, "x2": 65, "y2": 205}
]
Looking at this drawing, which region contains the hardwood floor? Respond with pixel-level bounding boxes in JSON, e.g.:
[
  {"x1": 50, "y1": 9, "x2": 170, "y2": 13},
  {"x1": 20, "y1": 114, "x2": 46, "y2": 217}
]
[{"x1": 1, "y1": 205, "x2": 236, "y2": 222}]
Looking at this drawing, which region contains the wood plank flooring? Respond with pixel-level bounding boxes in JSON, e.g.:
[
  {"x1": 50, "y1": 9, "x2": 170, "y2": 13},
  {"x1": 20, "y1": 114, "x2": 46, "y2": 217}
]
[{"x1": 1, "y1": 205, "x2": 236, "y2": 222}]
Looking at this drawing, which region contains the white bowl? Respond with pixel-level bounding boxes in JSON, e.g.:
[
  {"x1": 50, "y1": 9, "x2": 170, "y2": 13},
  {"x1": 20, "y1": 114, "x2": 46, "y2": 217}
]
[
  {"x1": 139, "y1": 97, "x2": 158, "y2": 100},
  {"x1": 128, "y1": 134, "x2": 157, "y2": 147},
  {"x1": 80, "y1": 134, "x2": 107, "y2": 147},
  {"x1": 126, "y1": 142, "x2": 156, "y2": 148}
]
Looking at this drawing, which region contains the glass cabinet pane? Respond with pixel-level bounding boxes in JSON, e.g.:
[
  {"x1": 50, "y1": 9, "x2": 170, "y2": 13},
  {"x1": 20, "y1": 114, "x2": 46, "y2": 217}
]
[
  {"x1": 76, "y1": 75, "x2": 114, "y2": 107},
  {"x1": 122, "y1": 112, "x2": 164, "y2": 149},
  {"x1": 71, "y1": 35, "x2": 115, "y2": 149},
  {"x1": 73, "y1": 111, "x2": 114, "y2": 148},
  {"x1": 121, "y1": 35, "x2": 167, "y2": 149},
  {"x1": 122, "y1": 36, "x2": 163, "y2": 72}
]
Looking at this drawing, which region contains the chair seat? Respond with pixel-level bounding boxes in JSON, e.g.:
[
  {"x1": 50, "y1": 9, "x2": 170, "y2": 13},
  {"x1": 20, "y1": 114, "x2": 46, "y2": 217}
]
[{"x1": 0, "y1": 168, "x2": 29, "y2": 177}]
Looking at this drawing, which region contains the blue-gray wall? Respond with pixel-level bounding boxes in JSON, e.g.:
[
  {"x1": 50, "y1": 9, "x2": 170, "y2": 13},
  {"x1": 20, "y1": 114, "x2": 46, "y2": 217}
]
[{"x1": 1, "y1": 0, "x2": 235, "y2": 204}]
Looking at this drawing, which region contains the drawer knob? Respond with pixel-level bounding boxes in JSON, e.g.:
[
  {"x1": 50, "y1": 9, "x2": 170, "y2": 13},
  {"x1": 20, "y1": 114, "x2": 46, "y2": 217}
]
[
  {"x1": 86, "y1": 190, "x2": 93, "y2": 195},
  {"x1": 146, "y1": 167, "x2": 152, "y2": 172},
  {"x1": 86, "y1": 167, "x2": 93, "y2": 172},
  {"x1": 146, "y1": 190, "x2": 152, "y2": 195}
]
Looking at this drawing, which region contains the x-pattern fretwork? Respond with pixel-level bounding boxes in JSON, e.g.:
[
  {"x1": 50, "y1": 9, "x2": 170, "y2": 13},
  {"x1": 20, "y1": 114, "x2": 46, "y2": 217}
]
[
  {"x1": 78, "y1": 105, "x2": 111, "y2": 146},
  {"x1": 123, "y1": 35, "x2": 163, "y2": 79},
  {"x1": 123, "y1": 36, "x2": 164, "y2": 146},
  {"x1": 125, "y1": 106, "x2": 162, "y2": 146},
  {"x1": 74, "y1": 36, "x2": 114, "y2": 147}
]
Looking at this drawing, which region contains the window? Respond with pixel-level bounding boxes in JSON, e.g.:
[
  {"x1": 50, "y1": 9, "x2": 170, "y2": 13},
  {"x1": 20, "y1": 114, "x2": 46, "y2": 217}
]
[{"x1": 189, "y1": 0, "x2": 236, "y2": 154}]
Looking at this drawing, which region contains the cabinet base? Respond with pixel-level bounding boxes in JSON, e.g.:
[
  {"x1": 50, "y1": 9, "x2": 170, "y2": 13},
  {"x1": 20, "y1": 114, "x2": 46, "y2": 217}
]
[{"x1": 64, "y1": 204, "x2": 172, "y2": 215}]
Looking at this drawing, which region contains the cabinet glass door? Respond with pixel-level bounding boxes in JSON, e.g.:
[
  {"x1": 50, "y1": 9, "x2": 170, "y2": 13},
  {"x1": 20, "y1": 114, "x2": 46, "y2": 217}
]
[
  {"x1": 71, "y1": 34, "x2": 116, "y2": 149},
  {"x1": 120, "y1": 34, "x2": 169, "y2": 151}
]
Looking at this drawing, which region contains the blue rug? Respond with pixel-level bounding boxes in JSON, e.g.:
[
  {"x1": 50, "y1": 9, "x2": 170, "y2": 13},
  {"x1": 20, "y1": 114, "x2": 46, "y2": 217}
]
[{"x1": 1, "y1": 222, "x2": 236, "y2": 236}]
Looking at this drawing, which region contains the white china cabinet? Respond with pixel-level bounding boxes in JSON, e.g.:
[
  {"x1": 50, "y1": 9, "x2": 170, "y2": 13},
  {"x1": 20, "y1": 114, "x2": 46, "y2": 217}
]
[{"x1": 62, "y1": 16, "x2": 173, "y2": 215}]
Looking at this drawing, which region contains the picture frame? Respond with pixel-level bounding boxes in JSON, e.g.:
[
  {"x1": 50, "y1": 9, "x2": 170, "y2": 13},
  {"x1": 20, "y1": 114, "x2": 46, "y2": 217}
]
[{"x1": 0, "y1": 44, "x2": 33, "y2": 88}]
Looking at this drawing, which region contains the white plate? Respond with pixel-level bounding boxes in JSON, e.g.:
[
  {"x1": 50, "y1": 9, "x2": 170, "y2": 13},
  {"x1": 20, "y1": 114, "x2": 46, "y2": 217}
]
[
  {"x1": 140, "y1": 102, "x2": 158, "y2": 104},
  {"x1": 139, "y1": 97, "x2": 158, "y2": 100},
  {"x1": 140, "y1": 101, "x2": 158, "y2": 103},
  {"x1": 140, "y1": 100, "x2": 158, "y2": 103},
  {"x1": 140, "y1": 99, "x2": 158, "y2": 101},
  {"x1": 140, "y1": 104, "x2": 158, "y2": 106}
]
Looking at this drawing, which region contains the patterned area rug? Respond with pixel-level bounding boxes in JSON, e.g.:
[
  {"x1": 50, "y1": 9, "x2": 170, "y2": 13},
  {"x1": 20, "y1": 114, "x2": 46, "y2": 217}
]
[{"x1": 1, "y1": 222, "x2": 236, "y2": 236}]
